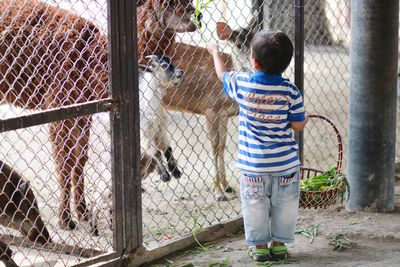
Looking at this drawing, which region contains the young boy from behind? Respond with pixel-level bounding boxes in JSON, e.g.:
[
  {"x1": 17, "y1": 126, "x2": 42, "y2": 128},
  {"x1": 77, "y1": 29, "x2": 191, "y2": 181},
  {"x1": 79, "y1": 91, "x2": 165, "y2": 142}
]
[{"x1": 207, "y1": 30, "x2": 308, "y2": 262}]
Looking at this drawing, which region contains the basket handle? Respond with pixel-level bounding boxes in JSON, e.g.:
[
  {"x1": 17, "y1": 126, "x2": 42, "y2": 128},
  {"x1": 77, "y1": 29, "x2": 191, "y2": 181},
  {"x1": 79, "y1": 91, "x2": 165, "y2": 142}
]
[{"x1": 307, "y1": 114, "x2": 343, "y2": 173}]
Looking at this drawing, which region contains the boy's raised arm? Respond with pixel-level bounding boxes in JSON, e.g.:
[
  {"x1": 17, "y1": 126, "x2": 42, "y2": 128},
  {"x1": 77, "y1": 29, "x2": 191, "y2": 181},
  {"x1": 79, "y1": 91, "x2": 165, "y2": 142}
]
[{"x1": 207, "y1": 41, "x2": 227, "y2": 81}]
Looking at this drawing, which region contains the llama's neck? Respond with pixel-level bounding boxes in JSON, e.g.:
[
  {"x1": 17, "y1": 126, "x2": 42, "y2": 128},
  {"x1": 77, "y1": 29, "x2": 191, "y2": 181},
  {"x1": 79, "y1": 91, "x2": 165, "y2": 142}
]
[{"x1": 137, "y1": 3, "x2": 175, "y2": 64}]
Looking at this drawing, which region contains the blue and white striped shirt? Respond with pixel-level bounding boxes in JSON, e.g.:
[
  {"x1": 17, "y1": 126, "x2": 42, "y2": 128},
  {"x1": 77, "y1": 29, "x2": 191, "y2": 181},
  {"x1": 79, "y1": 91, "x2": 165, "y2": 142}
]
[{"x1": 223, "y1": 71, "x2": 305, "y2": 173}]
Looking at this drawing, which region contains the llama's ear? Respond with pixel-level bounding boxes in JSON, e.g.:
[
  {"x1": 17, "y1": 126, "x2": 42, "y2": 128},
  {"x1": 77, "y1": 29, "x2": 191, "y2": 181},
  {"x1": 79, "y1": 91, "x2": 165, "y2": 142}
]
[
  {"x1": 136, "y1": 0, "x2": 147, "y2": 7},
  {"x1": 216, "y1": 22, "x2": 233, "y2": 41},
  {"x1": 247, "y1": 14, "x2": 261, "y2": 34}
]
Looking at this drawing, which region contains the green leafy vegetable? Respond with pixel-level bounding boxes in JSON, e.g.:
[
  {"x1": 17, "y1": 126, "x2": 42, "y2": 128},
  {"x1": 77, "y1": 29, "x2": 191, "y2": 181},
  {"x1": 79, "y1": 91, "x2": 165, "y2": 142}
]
[
  {"x1": 300, "y1": 167, "x2": 350, "y2": 203},
  {"x1": 192, "y1": 0, "x2": 216, "y2": 29}
]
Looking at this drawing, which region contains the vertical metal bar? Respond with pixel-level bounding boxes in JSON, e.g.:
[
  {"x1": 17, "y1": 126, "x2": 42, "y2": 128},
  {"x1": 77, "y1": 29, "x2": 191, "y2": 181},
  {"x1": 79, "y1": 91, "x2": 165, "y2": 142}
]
[
  {"x1": 252, "y1": 0, "x2": 264, "y2": 29},
  {"x1": 294, "y1": 0, "x2": 304, "y2": 162},
  {"x1": 347, "y1": 0, "x2": 398, "y2": 212},
  {"x1": 108, "y1": 0, "x2": 141, "y2": 254}
]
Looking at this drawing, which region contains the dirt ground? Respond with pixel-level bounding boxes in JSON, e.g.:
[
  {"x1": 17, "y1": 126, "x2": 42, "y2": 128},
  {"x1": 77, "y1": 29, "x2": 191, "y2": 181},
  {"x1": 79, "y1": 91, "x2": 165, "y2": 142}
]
[{"x1": 149, "y1": 181, "x2": 400, "y2": 267}]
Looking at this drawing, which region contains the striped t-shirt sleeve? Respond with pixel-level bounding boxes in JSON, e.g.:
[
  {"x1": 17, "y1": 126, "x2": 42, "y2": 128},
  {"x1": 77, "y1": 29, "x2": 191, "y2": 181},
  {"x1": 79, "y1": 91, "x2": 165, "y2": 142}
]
[
  {"x1": 222, "y1": 71, "x2": 238, "y2": 100},
  {"x1": 288, "y1": 87, "x2": 305, "y2": 122}
]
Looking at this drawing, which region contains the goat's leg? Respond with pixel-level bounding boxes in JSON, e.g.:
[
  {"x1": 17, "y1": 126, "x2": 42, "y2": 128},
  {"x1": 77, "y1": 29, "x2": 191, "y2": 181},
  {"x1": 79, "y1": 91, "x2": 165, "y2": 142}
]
[
  {"x1": 164, "y1": 146, "x2": 182, "y2": 178},
  {"x1": 50, "y1": 121, "x2": 77, "y2": 230},
  {"x1": 145, "y1": 121, "x2": 172, "y2": 182},
  {"x1": 154, "y1": 150, "x2": 171, "y2": 182},
  {"x1": 206, "y1": 111, "x2": 228, "y2": 201},
  {"x1": 0, "y1": 240, "x2": 18, "y2": 267},
  {"x1": 153, "y1": 128, "x2": 182, "y2": 179},
  {"x1": 71, "y1": 117, "x2": 91, "y2": 222}
]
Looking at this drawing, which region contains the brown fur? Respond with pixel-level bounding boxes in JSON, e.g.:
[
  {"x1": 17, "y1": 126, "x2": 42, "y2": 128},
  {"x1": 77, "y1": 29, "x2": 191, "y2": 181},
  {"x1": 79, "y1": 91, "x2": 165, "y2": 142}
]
[
  {"x1": 0, "y1": 160, "x2": 52, "y2": 266},
  {"x1": 0, "y1": 0, "x2": 109, "y2": 229},
  {"x1": 0, "y1": 0, "x2": 192, "y2": 228}
]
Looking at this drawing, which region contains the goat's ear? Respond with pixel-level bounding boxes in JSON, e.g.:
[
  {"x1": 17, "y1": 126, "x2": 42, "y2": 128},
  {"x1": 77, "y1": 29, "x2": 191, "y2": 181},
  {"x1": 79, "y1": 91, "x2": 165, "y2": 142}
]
[
  {"x1": 216, "y1": 22, "x2": 233, "y2": 41},
  {"x1": 138, "y1": 64, "x2": 152, "y2": 74},
  {"x1": 18, "y1": 180, "x2": 30, "y2": 194}
]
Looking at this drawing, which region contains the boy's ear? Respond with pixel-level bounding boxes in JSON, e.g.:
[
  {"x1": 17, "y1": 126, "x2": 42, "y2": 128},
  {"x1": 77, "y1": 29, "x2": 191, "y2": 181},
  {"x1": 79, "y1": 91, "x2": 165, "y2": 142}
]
[{"x1": 251, "y1": 58, "x2": 261, "y2": 69}]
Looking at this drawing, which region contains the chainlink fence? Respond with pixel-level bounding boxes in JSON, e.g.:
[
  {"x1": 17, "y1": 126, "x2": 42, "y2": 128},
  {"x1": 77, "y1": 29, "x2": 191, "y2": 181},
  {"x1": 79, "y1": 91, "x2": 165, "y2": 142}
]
[{"x1": 0, "y1": 0, "x2": 396, "y2": 266}]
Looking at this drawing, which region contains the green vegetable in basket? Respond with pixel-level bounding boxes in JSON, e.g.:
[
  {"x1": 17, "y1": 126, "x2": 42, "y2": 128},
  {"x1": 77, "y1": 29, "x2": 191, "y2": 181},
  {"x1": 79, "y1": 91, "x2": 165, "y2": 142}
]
[{"x1": 300, "y1": 167, "x2": 350, "y2": 203}]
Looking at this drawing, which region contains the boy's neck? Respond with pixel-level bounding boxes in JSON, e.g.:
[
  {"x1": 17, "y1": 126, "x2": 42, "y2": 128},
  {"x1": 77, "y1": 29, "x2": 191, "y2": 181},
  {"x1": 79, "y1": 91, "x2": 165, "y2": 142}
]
[{"x1": 252, "y1": 69, "x2": 283, "y2": 76}]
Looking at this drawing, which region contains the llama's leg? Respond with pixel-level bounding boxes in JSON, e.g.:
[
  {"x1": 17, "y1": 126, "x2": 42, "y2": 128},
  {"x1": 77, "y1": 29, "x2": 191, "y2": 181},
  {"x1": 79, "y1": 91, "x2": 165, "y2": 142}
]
[
  {"x1": 217, "y1": 115, "x2": 234, "y2": 193},
  {"x1": 71, "y1": 117, "x2": 91, "y2": 221},
  {"x1": 50, "y1": 121, "x2": 77, "y2": 230},
  {"x1": 205, "y1": 111, "x2": 227, "y2": 201}
]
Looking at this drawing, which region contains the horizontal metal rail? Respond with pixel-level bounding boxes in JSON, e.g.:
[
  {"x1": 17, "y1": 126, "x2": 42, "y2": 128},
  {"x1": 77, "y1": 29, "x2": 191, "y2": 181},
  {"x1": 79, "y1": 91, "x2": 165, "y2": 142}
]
[
  {"x1": 0, "y1": 234, "x2": 104, "y2": 258},
  {"x1": 0, "y1": 99, "x2": 116, "y2": 133}
]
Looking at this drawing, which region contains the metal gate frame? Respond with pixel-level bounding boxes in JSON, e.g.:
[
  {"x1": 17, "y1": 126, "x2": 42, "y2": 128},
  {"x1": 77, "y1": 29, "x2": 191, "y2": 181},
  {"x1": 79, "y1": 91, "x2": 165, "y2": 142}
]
[{"x1": 0, "y1": 0, "x2": 305, "y2": 265}]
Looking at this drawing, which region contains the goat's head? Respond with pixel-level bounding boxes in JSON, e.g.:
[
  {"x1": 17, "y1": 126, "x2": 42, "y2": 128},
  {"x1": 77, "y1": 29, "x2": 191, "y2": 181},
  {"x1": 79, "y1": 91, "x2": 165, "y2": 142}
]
[
  {"x1": 141, "y1": 0, "x2": 199, "y2": 33},
  {"x1": 216, "y1": 19, "x2": 260, "y2": 71},
  {"x1": 142, "y1": 55, "x2": 184, "y2": 86}
]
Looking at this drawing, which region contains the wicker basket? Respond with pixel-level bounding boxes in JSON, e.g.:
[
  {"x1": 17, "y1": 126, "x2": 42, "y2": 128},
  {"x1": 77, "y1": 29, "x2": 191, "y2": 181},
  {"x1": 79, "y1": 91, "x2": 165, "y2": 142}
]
[{"x1": 299, "y1": 114, "x2": 346, "y2": 209}]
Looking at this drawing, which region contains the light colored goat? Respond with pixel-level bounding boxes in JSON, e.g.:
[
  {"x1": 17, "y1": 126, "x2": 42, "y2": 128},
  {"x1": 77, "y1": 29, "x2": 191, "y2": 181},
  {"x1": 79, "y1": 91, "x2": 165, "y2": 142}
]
[
  {"x1": 89, "y1": 55, "x2": 183, "y2": 235},
  {"x1": 139, "y1": 55, "x2": 184, "y2": 182}
]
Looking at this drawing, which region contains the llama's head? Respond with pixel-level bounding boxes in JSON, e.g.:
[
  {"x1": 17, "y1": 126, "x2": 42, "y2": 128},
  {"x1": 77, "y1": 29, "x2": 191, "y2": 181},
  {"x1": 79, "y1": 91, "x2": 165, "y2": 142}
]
[
  {"x1": 141, "y1": 0, "x2": 199, "y2": 33},
  {"x1": 142, "y1": 55, "x2": 184, "y2": 86},
  {"x1": 216, "y1": 20, "x2": 260, "y2": 71}
]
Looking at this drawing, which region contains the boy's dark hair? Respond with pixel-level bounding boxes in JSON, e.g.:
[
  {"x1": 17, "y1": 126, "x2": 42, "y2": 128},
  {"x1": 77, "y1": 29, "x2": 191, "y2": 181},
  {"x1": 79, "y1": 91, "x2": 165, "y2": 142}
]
[{"x1": 250, "y1": 30, "x2": 293, "y2": 74}]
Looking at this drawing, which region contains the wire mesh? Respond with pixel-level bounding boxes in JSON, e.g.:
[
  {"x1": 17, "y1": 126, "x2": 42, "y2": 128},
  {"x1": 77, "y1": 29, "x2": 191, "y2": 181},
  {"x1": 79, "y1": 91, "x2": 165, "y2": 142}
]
[
  {"x1": 136, "y1": 0, "x2": 353, "y2": 247},
  {"x1": 0, "y1": 0, "x2": 112, "y2": 265}
]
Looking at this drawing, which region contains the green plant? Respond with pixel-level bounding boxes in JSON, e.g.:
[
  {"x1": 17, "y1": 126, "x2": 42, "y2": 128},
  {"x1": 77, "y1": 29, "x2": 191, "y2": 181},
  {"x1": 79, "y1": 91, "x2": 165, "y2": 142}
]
[
  {"x1": 300, "y1": 167, "x2": 350, "y2": 204},
  {"x1": 295, "y1": 224, "x2": 319, "y2": 244},
  {"x1": 327, "y1": 233, "x2": 357, "y2": 251},
  {"x1": 256, "y1": 259, "x2": 299, "y2": 266},
  {"x1": 155, "y1": 228, "x2": 164, "y2": 237},
  {"x1": 208, "y1": 258, "x2": 230, "y2": 267},
  {"x1": 192, "y1": 0, "x2": 216, "y2": 30}
]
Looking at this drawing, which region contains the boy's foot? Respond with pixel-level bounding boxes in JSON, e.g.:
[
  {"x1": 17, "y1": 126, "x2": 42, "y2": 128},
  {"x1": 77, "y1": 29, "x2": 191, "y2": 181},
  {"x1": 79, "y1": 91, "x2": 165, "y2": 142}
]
[
  {"x1": 270, "y1": 245, "x2": 288, "y2": 260},
  {"x1": 247, "y1": 246, "x2": 271, "y2": 262}
]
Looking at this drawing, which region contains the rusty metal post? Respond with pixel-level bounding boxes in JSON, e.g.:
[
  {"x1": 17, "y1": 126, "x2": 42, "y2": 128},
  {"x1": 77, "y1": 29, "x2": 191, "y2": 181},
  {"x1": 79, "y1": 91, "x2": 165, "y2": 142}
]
[
  {"x1": 294, "y1": 0, "x2": 304, "y2": 163},
  {"x1": 347, "y1": 0, "x2": 399, "y2": 212},
  {"x1": 108, "y1": 0, "x2": 142, "y2": 254}
]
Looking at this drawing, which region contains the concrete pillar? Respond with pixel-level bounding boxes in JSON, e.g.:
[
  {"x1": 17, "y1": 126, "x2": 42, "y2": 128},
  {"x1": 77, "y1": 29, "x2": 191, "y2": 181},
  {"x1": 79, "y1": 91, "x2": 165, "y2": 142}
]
[{"x1": 347, "y1": 0, "x2": 399, "y2": 212}]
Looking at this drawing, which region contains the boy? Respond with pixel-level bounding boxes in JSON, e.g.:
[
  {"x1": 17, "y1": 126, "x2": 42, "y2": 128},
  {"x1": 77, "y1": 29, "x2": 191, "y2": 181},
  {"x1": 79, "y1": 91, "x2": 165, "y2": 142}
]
[{"x1": 207, "y1": 30, "x2": 308, "y2": 262}]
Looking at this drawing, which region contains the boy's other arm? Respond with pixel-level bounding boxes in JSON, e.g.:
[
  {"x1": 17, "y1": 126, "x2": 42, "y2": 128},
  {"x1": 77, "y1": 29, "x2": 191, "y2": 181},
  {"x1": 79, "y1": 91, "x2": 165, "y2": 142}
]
[
  {"x1": 207, "y1": 42, "x2": 227, "y2": 81},
  {"x1": 290, "y1": 115, "x2": 309, "y2": 132}
]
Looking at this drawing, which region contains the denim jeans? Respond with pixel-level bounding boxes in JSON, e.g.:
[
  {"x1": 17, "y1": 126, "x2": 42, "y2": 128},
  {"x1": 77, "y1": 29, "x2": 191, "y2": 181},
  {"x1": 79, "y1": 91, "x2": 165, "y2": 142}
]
[{"x1": 240, "y1": 170, "x2": 300, "y2": 246}]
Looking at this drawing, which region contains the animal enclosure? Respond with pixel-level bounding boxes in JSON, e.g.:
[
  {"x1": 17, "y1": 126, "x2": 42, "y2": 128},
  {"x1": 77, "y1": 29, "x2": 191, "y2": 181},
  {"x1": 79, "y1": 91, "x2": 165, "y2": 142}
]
[{"x1": 0, "y1": 0, "x2": 397, "y2": 266}]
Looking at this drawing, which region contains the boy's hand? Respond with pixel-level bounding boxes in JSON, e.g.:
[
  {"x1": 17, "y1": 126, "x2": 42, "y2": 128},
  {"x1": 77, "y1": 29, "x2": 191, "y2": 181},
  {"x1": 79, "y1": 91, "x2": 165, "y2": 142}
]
[{"x1": 207, "y1": 41, "x2": 219, "y2": 56}]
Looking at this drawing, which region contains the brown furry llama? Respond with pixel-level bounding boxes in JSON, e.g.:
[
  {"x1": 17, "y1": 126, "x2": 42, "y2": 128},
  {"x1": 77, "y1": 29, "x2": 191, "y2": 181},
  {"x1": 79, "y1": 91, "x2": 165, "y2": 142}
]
[{"x1": 0, "y1": 0, "x2": 195, "y2": 229}]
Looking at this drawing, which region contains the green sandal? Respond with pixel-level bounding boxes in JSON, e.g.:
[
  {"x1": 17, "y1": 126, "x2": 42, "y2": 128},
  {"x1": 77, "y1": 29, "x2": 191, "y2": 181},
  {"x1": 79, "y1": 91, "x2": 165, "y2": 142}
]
[
  {"x1": 270, "y1": 245, "x2": 288, "y2": 260},
  {"x1": 248, "y1": 246, "x2": 271, "y2": 262}
]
